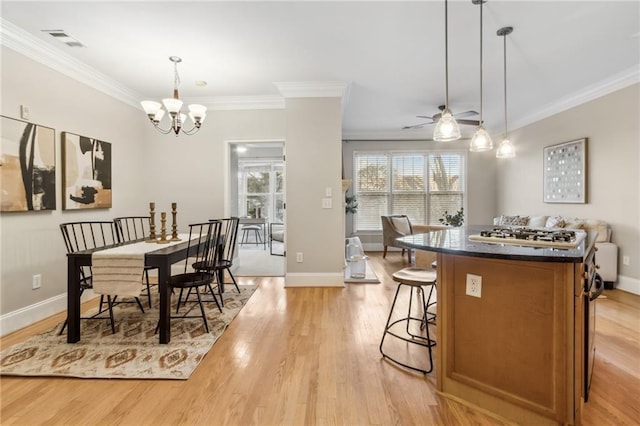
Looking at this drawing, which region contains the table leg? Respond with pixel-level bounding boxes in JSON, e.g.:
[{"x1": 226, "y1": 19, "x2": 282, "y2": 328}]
[
  {"x1": 67, "y1": 257, "x2": 81, "y2": 343},
  {"x1": 158, "y1": 260, "x2": 171, "y2": 344}
]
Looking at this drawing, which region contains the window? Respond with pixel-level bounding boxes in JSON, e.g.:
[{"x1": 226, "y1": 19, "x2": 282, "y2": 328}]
[
  {"x1": 353, "y1": 151, "x2": 466, "y2": 231},
  {"x1": 238, "y1": 160, "x2": 284, "y2": 222}
]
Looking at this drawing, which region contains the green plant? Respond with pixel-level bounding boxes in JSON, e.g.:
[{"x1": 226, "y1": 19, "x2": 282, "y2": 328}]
[
  {"x1": 439, "y1": 207, "x2": 464, "y2": 227},
  {"x1": 345, "y1": 195, "x2": 358, "y2": 214}
]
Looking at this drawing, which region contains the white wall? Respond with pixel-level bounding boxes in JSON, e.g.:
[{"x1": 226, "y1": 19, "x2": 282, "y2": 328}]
[
  {"x1": 497, "y1": 84, "x2": 640, "y2": 291},
  {"x1": 1, "y1": 46, "x2": 151, "y2": 330},
  {"x1": 284, "y1": 97, "x2": 344, "y2": 286}
]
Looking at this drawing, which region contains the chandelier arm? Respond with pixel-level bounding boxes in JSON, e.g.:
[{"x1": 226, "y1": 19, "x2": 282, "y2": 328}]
[
  {"x1": 150, "y1": 122, "x2": 174, "y2": 135},
  {"x1": 180, "y1": 125, "x2": 202, "y2": 136}
]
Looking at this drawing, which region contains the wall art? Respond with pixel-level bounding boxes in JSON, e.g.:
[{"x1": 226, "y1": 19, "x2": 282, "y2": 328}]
[
  {"x1": 0, "y1": 116, "x2": 56, "y2": 212},
  {"x1": 62, "y1": 132, "x2": 112, "y2": 209},
  {"x1": 543, "y1": 138, "x2": 587, "y2": 203}
]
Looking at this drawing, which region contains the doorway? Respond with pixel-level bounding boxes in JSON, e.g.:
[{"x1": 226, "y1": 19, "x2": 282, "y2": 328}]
[{"x1": 227, "y1": 140, "x2": 285, "y2": 277}]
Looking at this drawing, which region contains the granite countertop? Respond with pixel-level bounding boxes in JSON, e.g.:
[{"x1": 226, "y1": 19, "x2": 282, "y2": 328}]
[{"x1": 398, "y1": 225, "x2": 597, "y2": 263}]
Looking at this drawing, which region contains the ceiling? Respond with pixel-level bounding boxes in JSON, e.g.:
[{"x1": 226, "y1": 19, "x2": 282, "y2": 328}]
[{"x1": 2, "y1": 1, "x2": 639, "y2": 140}]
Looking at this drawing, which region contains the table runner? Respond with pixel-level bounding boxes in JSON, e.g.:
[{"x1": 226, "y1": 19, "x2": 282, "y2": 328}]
[{"x1": 92, "y1": 234, "x2": 190, "y2": 297}]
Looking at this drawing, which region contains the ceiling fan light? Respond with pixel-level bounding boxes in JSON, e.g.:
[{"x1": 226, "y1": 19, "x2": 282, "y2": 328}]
[
  {"x1": 470, "y1": 126, "x2": 493, "y2": 152},
  {"x1": 433, "y1": 109, "x2": 461, "y2": 142},
  {"x1": 496, "y1": 138, "x2": 516, "y2": 158}
]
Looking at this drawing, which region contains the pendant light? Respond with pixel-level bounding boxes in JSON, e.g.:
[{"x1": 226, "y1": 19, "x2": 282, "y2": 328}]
[
  {"x1": 433, "y1": 0, "x2": 461, "y2": 142},
  {"x1": 470, "y1": 0, "x2": 493, "y2": 152},
  {"x1": 496, "y1": 26, "x2": 516, "y2": 158}
]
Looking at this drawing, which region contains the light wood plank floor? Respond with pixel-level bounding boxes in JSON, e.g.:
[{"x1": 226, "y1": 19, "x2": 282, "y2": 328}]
[{"x1": 1, "y1": 252, "x2": 639, "y2": 425}]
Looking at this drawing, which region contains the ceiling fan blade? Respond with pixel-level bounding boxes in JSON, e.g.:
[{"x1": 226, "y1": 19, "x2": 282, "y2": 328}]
[
  {"x1": 457, "y1": 119, "x2": 481, "y2": 126},
  {"x1": 402, "y1": 122, "x2": 431, "y2": 130},
  {"x1": 453, "y1": 110, "x2": 479, "y2": 119},
  {"x1": 415, "y1": 116, "x2": 436, "y2": 123}
]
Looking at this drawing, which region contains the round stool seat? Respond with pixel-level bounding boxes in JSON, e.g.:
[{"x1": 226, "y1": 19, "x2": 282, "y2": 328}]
[{"x1": 392, "y1": 267, "x2": 437, "y2": 286}]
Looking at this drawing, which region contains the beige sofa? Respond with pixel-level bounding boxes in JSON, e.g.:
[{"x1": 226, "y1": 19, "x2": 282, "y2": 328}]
[{"x1": 493, "y1": 215, "x2": 618, "y2": 284}]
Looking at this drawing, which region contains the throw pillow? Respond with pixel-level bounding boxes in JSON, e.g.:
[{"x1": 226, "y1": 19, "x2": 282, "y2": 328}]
[
  {"x1": 391, "y1": 216, "x2": 411, "y2": 235},
  {"x1": 528, "y1": 215, "x2": 549, "y2": 228},
  {"x1": 564, "y1": 218, "x2": 585, "y2": 229},
  {"x1": 499, "y1": 215, "x2": 529, "y2": 226},
  {"x1": 545, "y1": 216, "x2": 565, "y2": 228}
]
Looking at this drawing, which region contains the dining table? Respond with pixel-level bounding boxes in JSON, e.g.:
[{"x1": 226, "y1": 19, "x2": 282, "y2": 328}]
[{"x1": 66, "y1": 234, "x2": 211, "y2": 344}]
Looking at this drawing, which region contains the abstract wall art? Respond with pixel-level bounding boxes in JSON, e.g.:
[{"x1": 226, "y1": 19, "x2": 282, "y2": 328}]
[
  {"x1": 543, "y1": 138, "x2": 587, "y2": 204},
  {"x1": 0, "y1": 116, "x2": 56, "y2": 212},
  {"x1": 62, "y1": 132, "x2": 112, "y2": 209}
]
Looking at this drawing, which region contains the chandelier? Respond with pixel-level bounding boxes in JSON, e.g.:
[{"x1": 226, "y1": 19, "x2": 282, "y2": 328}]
[{"x1": 140, "y1": 56, "x2": 207, "y2": 136}]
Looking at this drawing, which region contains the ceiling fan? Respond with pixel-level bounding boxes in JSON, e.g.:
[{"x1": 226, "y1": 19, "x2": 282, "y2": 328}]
[{"x1": 403, "y1": 105, "x2": 480, "y2": 130}]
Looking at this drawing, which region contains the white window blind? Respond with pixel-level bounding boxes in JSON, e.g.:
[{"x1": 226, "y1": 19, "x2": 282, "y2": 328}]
[{"x1": 353, "y1": 151, "x2": 466, "y2": 232}]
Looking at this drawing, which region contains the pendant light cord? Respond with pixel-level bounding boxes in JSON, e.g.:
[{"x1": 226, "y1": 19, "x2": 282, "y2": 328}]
[
  {"x1": 503, "y1": 32, "x2": 508, "y2": 137},
  {"x1": 445, "y1": 0, "x2": 449, "y2": 109},
  {"x1": 479, "y1": 1, "x2": 484, "y2": 123}
]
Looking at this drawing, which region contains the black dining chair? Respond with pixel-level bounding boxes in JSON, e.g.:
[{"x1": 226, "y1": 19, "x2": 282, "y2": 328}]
[
  {"x1": 58, "y1": 221, "x2": 145, "y2": 334},
  {"x1": 161, "y1": 221, "x2": 223, "y2": 334},
  {"x1": 113, "y1": 216, "x2": 156, "y2": 308},
  {"x1": 209, "y1": 217, "x2": 241, "y2": 294}
]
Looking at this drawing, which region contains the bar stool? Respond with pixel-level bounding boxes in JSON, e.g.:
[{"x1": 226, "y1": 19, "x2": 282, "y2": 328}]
[
  {"x1": 241, "y1": 225, "x2": 262, "y2": 245},
  {"x1": 379, "y1": 267, "x2": 437, "y2": 374}
]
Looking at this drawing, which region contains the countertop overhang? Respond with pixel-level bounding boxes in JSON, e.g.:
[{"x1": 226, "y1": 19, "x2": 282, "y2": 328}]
[{"x1": 398, "y1": 225, "x2": 597, "y2": 263}]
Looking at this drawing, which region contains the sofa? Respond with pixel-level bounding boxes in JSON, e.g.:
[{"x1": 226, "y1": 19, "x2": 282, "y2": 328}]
[{"x1": 493, "y1": 214, "x2": 618, "y2": 284}]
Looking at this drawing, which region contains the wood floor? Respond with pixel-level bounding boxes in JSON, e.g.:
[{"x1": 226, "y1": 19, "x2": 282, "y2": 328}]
[{"x1": 1, "y1": 252, "x2": 639, "y2": 425}]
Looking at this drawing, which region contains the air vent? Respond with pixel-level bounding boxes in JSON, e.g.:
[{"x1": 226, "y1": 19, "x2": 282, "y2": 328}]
[{"x1": 42, "y1": 30, "x2": 85, "y2": 48}]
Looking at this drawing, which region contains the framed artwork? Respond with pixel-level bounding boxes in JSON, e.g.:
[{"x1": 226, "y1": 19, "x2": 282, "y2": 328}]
[
  {"x1": 0, "y1": 116, "x2": 56, "y2": 212},
  {"x1": 543, "y1": 138, "x2": 587, "y2": 203},
  {"x1": 62, "y1": 132, "x2": 112, "y2": 209}
]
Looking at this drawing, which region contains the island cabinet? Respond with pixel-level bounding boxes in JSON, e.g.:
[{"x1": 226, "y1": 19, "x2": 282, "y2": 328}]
[{"x1": 400, "y1": 226, "x2": 597, "y2": 426}]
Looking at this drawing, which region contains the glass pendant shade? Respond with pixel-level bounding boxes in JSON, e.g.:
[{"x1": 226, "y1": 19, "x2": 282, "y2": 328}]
[
  {"x1": 162, "y1": 98, "x2": 183, "y2": 115},
  {"x1": 469, "y1": 126, "x2": 493, "y2": 152},
  {"x1": 152, "y1": 109, "x2": 165, "y2": 123},
  {"x1": 496, "y1": 138, "x2": 516, "y2": 158},
  {"x1": 141, "y1": 100, "x2": 161, "y2": 116},
  {"x1": 433, "y1": 109, "x2": 461, "y2": 142}
]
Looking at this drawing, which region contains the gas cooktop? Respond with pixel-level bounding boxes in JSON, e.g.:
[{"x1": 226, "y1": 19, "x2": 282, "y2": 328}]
[{"x1": 469, "y1": 227, "x2": 586, "y2": 249}]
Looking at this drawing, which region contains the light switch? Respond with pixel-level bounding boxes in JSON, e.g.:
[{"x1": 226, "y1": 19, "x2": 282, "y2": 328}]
[{"x1": 325, "y1": 187, "x2": 332, "y2": 197}]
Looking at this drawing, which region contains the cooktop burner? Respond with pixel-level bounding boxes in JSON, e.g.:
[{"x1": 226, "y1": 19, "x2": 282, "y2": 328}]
[{"x1": 469, "y1": 227, "x2": 586, "y2": 248}]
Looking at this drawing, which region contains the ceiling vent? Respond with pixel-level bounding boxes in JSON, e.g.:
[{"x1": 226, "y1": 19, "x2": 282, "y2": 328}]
[{"x1": 42, "y1": 30, "x2": 85, "y2": 48}]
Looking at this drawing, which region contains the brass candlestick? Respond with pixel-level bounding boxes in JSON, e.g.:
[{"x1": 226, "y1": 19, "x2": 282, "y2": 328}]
[
  {"x1": 170, "y1": 202, "x2": 181, "y2": 241},
  {"x1": 157, "y1": 212, "x2": 170, "y2": 244},
  {"x1": 147, "y1": 202, "x2": 157, "y2": 242}
]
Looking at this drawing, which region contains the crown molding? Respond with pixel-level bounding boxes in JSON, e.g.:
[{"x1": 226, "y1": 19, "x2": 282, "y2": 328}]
[
  {"x1": 1, "y1": 18, "x2": 143, "y2": 110},
  {"x1": 188, "y1": 95, "x2": 285, "y2": 110},
  {"x1": 510, "y1": 65, "x2": 640, "y2": 132}
]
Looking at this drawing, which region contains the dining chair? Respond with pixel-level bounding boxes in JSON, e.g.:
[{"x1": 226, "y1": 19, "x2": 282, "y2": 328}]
[
  {"x1": 209, "y1": 217, "x2": 241, "y2": 294},
  {"x1": 58, "y1": 221, "x2": 144, "y2": 334},
  {"x1": 113, "y1": 216, "x2": 156, "y2": 308},
  {"x1": 161, "y1": 221, "x2": 223, "y2": 334}
]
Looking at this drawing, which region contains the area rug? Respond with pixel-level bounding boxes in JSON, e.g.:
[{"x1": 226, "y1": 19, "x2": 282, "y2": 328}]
[{"x1": 0, "y1": 286, "x2": 255, "y2": 380}]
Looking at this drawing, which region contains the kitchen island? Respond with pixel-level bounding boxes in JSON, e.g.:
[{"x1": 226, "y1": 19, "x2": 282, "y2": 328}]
[{"x1": 399, "y1": 225, "x2": 598, "y2": 426}]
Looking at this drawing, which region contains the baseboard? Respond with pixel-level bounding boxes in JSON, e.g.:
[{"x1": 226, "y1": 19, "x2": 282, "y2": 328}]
[
  {"x1": 285, "y1": 272, "x2": 345, "y2": 287},
  {"x1": 615, "y1": 275, "x2": 640, "y2": 296},
  {"x1": 0, "y1": 291, "x2": 98, "y2": 337}
]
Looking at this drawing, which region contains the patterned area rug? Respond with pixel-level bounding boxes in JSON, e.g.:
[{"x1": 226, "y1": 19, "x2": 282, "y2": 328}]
[{"x1": 0, "y1": 287, "x2": 255, "y2": 380}]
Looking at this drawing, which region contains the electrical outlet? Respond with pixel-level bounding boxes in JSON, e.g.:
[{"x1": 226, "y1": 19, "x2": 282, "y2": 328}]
[
  {"x1": 322, "y1": 198, "x2": 332, "y2": 209},
  {"x1": 623, "y1": 256, "x2": 630, "y2": 266},
  {"x1": 32, "y1": 274, "x2": 41, "y2": 290},
  {"x1": 466, "y1": 274, "x2": 482, "y2": 298},
  {"x1": 296, "y1": 252, "x2": 303, "y2": 263}
]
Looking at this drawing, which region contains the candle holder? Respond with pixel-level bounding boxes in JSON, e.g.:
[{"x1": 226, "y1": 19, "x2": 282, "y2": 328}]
[
  {"x1": 147, "y1": 202, "x2": 157, "y2": 242},
  {"x1": 170, "y1": 202, "x2": 181, "y2": 241},
  {"x1": 157, "y1": 212, "x2": 170, "y2": 244}
]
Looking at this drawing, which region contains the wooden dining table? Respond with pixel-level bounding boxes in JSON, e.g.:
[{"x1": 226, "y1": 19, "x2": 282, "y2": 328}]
[{"x1": 66, "y1": 236, "x2": 211, "y2": 344}]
